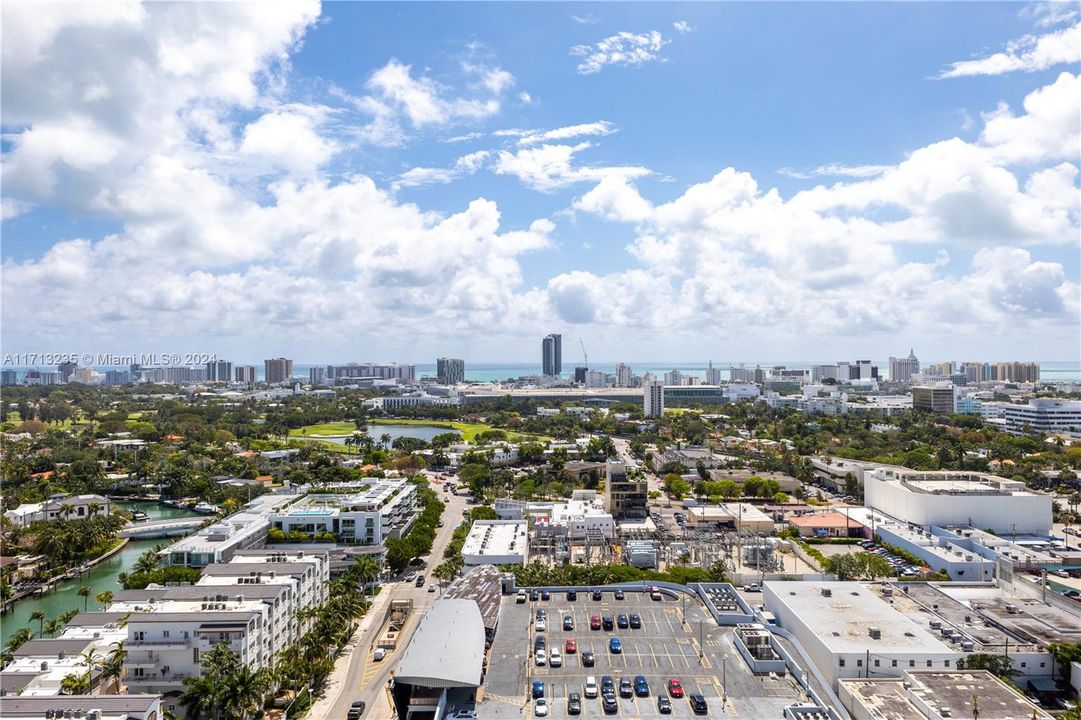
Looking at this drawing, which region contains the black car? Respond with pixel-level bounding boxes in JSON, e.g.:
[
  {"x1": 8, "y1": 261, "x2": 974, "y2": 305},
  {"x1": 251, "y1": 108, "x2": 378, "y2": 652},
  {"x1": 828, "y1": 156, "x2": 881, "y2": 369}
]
[
  {"x1": 581, "y1": 650, "x2": 595, "y2": 667},
  {"x1": 601, "y1": 676, "x2": 614, "y2": 695},
  {"x1": 540, "y1": 590, "x2": 550, "y2": 601},
  {"x1": 602, "y1": 616, "x2": 614, "y2": 630},
  {"x1": 347, "y1": 700, "x2": 366, "y2": 719},
  {"x1": 629, "y1": 613, "x2": 641, "y2": 629},
  {"x1": 415, "y1": 575, "x2": 425, "y2": 587},
  {"x1": 530, "y1": 589, "x2": 539, "y2": 601},
  {"x1": 567, "y1": 590, "x2": 577, "y2": 601},
  {"x1": 658, "y1": 696, "x2": 672, "y2": 714},
  {"x1": 602, "y1": 693, "x2": 618, "y2": 715},
  {"x1": 619, "y1": 677, "x2": 633, "y2": 698},
  {"x1": 567, "y1": 692, "x2": 582, "y2": 715},
  {"x1": 534, "y1": 636, "x2": 546, "y2": 651},
  {"x1": 689, "y1": 693, "x2": 709, "y2": 715},
  {"x1": 563, "y1": 615, "x2": 574, "y2": 631},
  {"x1": 614, "y1": 590, "x2": 625, "y2": 600},
  {"x1": 592, "y1": 589, "x2": 602, "y2": 601},
  {"x1": 617, "y1": 614, "x2": 629, "y2": 629}
]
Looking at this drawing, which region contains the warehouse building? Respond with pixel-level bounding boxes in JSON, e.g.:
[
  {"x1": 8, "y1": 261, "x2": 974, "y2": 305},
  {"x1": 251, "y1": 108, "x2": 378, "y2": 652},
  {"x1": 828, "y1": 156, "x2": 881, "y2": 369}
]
[
  {"x1": 461, "y1": 520, "x2": 529, "y2": 567},
  {"x1": 839, "y1": 670, "x2": 1052, "y2": 720}
]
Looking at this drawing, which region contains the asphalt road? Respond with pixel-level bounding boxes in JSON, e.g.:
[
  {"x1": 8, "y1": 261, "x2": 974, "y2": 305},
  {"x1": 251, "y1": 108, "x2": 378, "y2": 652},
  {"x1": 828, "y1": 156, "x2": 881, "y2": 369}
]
[{"x1": 319, "y1": 486, "x2": 470, "y2": 719}]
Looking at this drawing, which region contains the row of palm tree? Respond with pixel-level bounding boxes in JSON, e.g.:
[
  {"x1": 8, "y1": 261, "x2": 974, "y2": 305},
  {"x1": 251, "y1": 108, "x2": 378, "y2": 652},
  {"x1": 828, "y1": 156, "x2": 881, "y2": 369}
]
[{"x1": 30, "y1": 512, "x2": 126, "y2": 568}]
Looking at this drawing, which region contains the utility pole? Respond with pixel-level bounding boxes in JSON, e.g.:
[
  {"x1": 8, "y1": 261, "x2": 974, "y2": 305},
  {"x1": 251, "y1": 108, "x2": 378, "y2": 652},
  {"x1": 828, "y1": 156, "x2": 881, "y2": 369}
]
[{"x1": 722, "y1": 656, "x2": 728, "y2": 709}]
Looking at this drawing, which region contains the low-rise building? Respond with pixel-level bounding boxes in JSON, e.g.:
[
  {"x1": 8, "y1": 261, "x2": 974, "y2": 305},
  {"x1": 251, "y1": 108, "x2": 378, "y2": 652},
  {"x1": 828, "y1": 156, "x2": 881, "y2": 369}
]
[
  {"x1": 160, "y1": 511, "x2": 269, "y2": 567},
  {"x1": 787, "y1": 511, "x2": 870, "y2": 539},
  {"x1": 763, "y1": 581, "x2": 961, "y2": 689},
  {"x1": 461, "y1": 520, "x2": 529, "y2": 566},
  {"x1": 839, "y1": 670, "x2": 1052, "y2": 720},
  {"x1": 0, "y1": 696, "x2": 163, "y2": 720},
  {"x1": 685, "y1": 503, "x2": 775, "y2": 533},
  {"x1": 4, "y1": 494, "x2": 111, "y2": 528},
  {"x1": 268, "y1": 480, "x2": 418, "y2": 545}
]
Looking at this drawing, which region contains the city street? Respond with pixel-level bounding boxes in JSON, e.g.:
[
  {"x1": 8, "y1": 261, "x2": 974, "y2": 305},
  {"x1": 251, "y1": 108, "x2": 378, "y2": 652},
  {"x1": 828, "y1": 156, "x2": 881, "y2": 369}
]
[{"x1": 311, "y1": 488, "x2": 470, "y2": 720}]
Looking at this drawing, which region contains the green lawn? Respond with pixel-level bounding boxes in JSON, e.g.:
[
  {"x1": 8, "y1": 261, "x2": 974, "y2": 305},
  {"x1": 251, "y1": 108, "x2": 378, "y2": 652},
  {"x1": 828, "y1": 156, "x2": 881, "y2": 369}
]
[{"x1": 289, "y1": 418, "x2": 545, "y2": 443}]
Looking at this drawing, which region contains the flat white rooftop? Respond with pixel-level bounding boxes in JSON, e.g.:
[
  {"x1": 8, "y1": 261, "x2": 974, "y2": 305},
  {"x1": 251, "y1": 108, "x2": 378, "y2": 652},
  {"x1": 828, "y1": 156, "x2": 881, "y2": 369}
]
[
  {"x1": 765, "y1": 581, "x2": 956, "y2": 655},
  {"x1": 461, "y1": 520, "x2": 528, "y2": 558}
]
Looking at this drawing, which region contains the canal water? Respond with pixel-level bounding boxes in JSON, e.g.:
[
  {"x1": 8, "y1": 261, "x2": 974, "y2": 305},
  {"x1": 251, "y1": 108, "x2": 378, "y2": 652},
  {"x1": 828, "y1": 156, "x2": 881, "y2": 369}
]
[{"x1": 1, "y1": 501, "x2": 201, "y2": 648}]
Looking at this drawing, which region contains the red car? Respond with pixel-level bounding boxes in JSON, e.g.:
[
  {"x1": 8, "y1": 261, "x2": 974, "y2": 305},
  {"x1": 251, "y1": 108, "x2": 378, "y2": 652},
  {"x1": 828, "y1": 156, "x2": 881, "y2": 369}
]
[
  {"x1": 565, "y1": 638, "x2": 577, "y2": 654},
  {"x1": 667, "y1": 679, "x2": 684, "y2": 698},
  {"x1": 590, "y1": 615, "x2": 602, "y2": 630}
]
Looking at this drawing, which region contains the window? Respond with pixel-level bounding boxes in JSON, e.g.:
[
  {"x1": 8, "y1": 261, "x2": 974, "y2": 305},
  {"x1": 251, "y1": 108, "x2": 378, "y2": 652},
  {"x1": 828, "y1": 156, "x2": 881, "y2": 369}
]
[
  {"x1": 134, "y1": 631, "x2": 145, "y2": 641},
  {"x1": 926, "y1": 660, "x2": 932, "y2": 667},
  {"x1": 193, "y1": 648, "x2": 199, "y2": 663},
  {"x1": 839, "y1": 659, "x2": 845, "y2": 667},
  {"x1": 856, "y1": 659, "x2": 863, "y2": 667},
  {"x1": 891, "y1": 660, "x2": 897, "y2": 668},
  {"x1": 163, "y1": 630, "x2": 169, "y2": 638},
  {"x1": 944, "y1": 660, "x2": 950, "y2": 667},
  {"x1": 909, "y1": 660, "x2": 915, "y2": 667},
  {"x1": 874, "y1": 659, "x2": 880, "y2": 667},
  {"x1": 1021, "y1": 662, "x2": 1027, "y2": 668},
  {"x1": 1040, "y1": 662, "x2": 1046, "y2": 668}
]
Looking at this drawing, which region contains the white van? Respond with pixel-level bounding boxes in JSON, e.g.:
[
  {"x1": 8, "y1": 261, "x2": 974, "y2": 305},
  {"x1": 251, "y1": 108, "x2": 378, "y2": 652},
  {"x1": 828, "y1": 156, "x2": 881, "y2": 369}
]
[
  {"x1": 373, "y1": 647, "x2": 386, "y2": 661},
  {"x1": 584, "y1": 676, "x2": 598, "y2": 698}
]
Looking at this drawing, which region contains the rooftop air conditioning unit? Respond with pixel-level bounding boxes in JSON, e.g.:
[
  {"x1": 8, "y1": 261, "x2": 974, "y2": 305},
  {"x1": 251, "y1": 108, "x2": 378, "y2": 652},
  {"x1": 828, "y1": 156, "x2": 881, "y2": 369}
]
[
  {"x1": 821, "y1": 588, "x2": 832, "y2": 597},
  {"x1": 868, "y1": 627, "x2": 881, "y2": 639}
]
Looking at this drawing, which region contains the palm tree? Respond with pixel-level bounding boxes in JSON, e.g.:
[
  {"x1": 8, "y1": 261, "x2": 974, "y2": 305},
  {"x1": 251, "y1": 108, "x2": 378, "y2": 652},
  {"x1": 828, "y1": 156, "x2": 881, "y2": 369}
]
[
  {"x1": 380, "y1": 433, "x2": 392, "y2": 450},
  {"x1": 101, "y1": 641, "x2": 126, "y2": 692},
  {"x1": 96, "y1": 590, "x2": 114, "y2": 609},
  {"x1": 30, "y1": 610, "x2": 45, "y2": 637},
  {"x1": 133, "y1": 549, "x2": 159, "y2": 575},
  {"x1": 5, "y1": 628, "x2": 33, "y2": 653},
  {"x1": 225, "y1": 665, "x2": 271, "y2": 719},
  {"x1": 351, "y1": 556, "x2": 380, "y2": 595},
  {"x1": 78, "y1": 585, "x2": 92, "y2": 611},
  {"x1": 88, "y1": 501, "x2": 103, "y2": 517},
  {"x1": 79, "y1": 647, "x2": 103, "y2": 689},
  {"x1": 60, "y1": 671, "x2": 91, "y2": 695},
  {"x1": 44, "y1": 618, "x2": 63, "y2": 637},
  {"x1": 58, "y1": 503, "x2": 75, "y2": 520}
]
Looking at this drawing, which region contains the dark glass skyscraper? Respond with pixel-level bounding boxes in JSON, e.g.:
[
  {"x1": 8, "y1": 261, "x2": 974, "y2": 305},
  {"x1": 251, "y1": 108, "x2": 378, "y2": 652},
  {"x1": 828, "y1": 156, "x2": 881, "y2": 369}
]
[{"x1": 542, "y1": 333, "x2": 562, "y2": 376}]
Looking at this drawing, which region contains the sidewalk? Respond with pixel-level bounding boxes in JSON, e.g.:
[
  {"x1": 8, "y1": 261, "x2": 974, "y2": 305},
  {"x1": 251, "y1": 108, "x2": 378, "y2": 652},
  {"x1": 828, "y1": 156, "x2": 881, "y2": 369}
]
[{"x1": 306, "y1": 589, "x2": 392, "y2": 719}]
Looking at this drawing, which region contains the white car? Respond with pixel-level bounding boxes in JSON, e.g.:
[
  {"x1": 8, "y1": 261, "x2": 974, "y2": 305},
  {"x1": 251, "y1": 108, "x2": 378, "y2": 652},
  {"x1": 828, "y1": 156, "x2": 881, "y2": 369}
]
[
  {"x1": 535, "y1": 648, "x2": 546, "y2": 666},
  {"x1": 584, "y1": 676, "x2": 598, "y2": 698},
  {"x1": 536, "y1": 618, "x2": 546, "y2": 632},
  {"x1": 549, "y1": 648, "x2": 562, "y2": 667},
  {"x1": 373, "y1": 647, "x2": 386, "y2": 661},
  {"x1": 535, "y1": 698, "x2": 549, "y2": 717}
]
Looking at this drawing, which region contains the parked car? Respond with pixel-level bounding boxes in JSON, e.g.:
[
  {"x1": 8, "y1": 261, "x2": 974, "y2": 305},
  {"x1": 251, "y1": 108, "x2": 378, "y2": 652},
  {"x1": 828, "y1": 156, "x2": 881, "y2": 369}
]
[
  {"x1": 372, "y1": 647, "x2": 386, "y2": 661},
  {"x1": 516, "y1": 589, "x2": 527, "y2": 603},
  {"x1": 535, "y1": 649, "x2": 546, "y2": 666},
  {"x1": 668, "y1": 678, "x2": 684, "y2": 698},
  {"x1": 415, "y1": 575, "x2": 425, "y2": 587},
  {"x1": 658, "y1": 696, "x2": 672, "y2": 714},
  {"x1": 530, "y1": 589, "x2": 539, "y2": 601},
  {"x1": 590, "y1": 614, "x2": 602, "y2": 630},
  {"x1": 581, "y1": 650, "x2": 595, "y2": 666},
  {"x1": 567, "y1": 692, "x2": 582, "y2": 715},
  {"x1": 617, "y1": 613, "x2": 629, "y2": 629},
  {"x1": 602, "y1": 693, "x2": 618, "y2": 715},
  {"x1": 563, "y1": 615, "x2": 574, "y2": 631},
  {"x1": 619, "y1": 677, "x2": 633, "y2": 698},
  {"x1": 565, "y1": 638, "x2": 577, "y2": 654},
  {"x1": 609, "y1": 637, "x2": 622, "y2": 654},
  {"x1": 536, "y1": 618, "x2": 546, "y2": 632},
  {"x1": 540, "y1": 590, "x2": 550, "y2": 601},
  {"x1": 584, "y1": 676, "x2": 598, "y2": 697},
  {"x1": 602, "y1": 615, "x2": 614, "y2": 630},
  {"x1": 592, "y1": 589, "x2": 603, "y2": 601},
  {"x1": 614, "y1": 589, "x2": 625, "y2": 600},
  {"x1": 549, "y1": 648, "x2": 562, "y2": 667},
  {"x1": 629, "y1": 613, "x2": 642, "y2": 629},
  {"x1": 634, "y1": 675, "x2": 650, "y2": 696},
  {"x1": 743, "y1": 583, "x2": 761, "y2": 592},
  {"x1": 601, "y1": 676, "x2": 614, "y2": 694},
  {"x1": 532, "y1": 681, "x2": 545, "y2": 698},
  {"x1": 567, "y1": 590, "x2": 578, "y2": 600},
  {"x1": 428, "y1": 584, "x2": 437, "y2": 593},
  {"x1": 650, "y1": 586, "x2": 662, "y2": 601},
  {"x1": 689, "y1": 693, "x2": 708, "y2": 714},
  {"x1": 534, "y1": 698, "x2": 548, "y2": 717}
]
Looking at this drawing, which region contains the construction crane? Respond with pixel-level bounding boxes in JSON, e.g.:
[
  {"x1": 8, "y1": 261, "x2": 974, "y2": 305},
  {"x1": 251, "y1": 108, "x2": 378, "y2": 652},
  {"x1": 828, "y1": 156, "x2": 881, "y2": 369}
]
[{"x1": 579, "y1": 337, "x2": 588, "y2": 370}]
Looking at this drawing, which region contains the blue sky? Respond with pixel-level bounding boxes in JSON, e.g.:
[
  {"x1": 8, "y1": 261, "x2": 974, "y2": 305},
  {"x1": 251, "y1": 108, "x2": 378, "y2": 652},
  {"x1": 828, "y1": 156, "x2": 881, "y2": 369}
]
[{"x1": 1, "y1": 2, "x2": 1078, "y2": 364}]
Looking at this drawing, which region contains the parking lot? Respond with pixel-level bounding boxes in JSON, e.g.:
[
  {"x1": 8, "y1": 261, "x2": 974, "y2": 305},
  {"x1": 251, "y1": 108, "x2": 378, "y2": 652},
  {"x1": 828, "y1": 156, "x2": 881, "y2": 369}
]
[{"x1": 482, "y1": 588, "x2": 809, "y2": 719}]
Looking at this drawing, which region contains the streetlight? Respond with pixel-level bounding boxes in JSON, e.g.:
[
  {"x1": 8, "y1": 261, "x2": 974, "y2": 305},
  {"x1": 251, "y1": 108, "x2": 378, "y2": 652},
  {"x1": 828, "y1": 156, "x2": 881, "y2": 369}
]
[
  {"x1": 722, "y1": 656, "x2": 728, "y2": 709},
  {"x1": 698, "y1": 620, "x2": 704, "y2": 662}
]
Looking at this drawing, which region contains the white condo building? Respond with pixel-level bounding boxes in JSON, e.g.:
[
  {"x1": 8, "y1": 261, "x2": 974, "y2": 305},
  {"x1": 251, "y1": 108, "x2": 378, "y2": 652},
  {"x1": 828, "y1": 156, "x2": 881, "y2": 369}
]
[
  {"x1": 269, "y1": 480, "x2": 418, "y2": 545},
  {"x1": 1002, "y1": 398, "x2": 1081, "y2": 436},
  {"x1": 643, "y1": 380, "x2": 664, "y2": 418},
  {"x1": 615, "y1": 363, "x2": 633, "y2": 387}
]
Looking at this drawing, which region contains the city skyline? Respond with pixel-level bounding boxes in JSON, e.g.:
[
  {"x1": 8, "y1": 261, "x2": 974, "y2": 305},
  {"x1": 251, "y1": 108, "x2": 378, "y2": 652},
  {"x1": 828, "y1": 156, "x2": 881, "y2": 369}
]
[{"x1": 1, "y1": 2, "x2": 1079, "y2": 362}]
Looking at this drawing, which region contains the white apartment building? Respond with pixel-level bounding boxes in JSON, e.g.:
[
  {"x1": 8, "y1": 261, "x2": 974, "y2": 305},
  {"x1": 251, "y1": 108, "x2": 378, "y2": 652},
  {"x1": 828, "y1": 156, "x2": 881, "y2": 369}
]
[
  {"x1": 663, "y1": 370, "x2": 683, "y2": 386},
  {"x1": 268, "y1": 481, "x2": 418, "y2": 545},
  {"x1": 4, "y1": 494, "x2": 111, "y2": 528},
  {"x1": 643, "y1": 380, "x2": 664, "y2": 418},
  {"x1": 461, "y1": 520, "x2": 529, "y2": 566},
  {"x1": 724, "y1": 383, "x2": 761, "y2": 401},
  {"x1": 763, "y1": 581, "x2": 961, "y2": 689},
  {"x1": 864, "y1": 468, "x2": 1052, "y2": 535},
  {"x1": 161, "y1": 511, "x2": 269, "y2": 567},
  {"x1": 615, "y1": 363, "x2": 633, "y2": 387},
  {"x1": 1003, "y1": 398, "x2": 1081, "y2": 435}
]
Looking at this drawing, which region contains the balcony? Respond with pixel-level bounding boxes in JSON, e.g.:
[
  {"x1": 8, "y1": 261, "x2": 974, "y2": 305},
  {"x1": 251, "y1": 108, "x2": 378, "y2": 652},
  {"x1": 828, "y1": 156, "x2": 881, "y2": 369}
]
[
  {"x1": 128, "y1": 638, "x2": 191, "y2": 649},
  {"x1": 126, "y1": 673, "x2": 188, "y2": 687}
]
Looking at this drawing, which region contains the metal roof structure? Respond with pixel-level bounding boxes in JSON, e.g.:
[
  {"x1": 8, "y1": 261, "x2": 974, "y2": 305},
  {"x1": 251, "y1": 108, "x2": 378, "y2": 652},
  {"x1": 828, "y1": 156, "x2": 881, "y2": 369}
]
[{"x1": 394, "y1": 598, "x2": 485, "y2": 688}]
